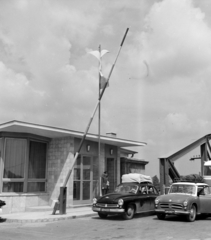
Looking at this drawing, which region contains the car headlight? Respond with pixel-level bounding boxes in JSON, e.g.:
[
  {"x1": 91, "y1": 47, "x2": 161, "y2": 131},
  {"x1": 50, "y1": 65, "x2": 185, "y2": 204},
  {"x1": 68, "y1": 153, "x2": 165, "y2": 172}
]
[
  {"x1": 155, "y1": 199, "x2": 159, "y2": 204},
  {"x1": 118, "y1": 199, "x2": 124, "y2": 206},
  {"x1": 93, "y1": 198, "x2": 97, "y2": 204},
  {"x1": 183, "y1": 201, "x2": 188, "y2": 207}
]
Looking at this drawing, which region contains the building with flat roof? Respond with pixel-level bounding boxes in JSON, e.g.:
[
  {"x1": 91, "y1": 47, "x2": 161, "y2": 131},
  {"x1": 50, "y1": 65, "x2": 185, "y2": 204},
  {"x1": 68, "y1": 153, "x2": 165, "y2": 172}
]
[{"x1": 0, "y1": 120, "x2": 147, "y2": 213}]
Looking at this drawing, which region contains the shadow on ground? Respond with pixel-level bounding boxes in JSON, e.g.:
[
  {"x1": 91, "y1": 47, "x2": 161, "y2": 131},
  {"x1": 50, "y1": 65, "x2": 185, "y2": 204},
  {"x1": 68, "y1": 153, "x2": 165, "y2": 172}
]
[
  {"x1": 0, "y1": 218, "x2": 7, "y2": 223},
  {"x1": 92, "y1": 212, "x2": 156, "y2": 221},
  {"x1": 152, "y1": 214, "x2": 211, "y2": 222}
]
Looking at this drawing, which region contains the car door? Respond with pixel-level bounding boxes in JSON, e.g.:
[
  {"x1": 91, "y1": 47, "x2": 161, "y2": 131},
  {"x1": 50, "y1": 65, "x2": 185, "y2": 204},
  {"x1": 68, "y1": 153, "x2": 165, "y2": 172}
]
[
  {"x1": 198, "y1": 186, "x2": 211, "y2": 214},
  {"x1": 147, "y1": 186, "x2": 159, "y2": 210},
  {"x1": 136, "y1": 185, "x2": 151, "y2": 213}
]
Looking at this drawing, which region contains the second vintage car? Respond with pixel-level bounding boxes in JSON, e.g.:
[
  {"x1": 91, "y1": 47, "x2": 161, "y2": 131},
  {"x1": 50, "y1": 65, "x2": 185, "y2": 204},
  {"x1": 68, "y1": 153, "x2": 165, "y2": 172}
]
[
  {"x1": 155, "y1": 178, "x2": 211, "y2": 222},
  {"x1": 92, "y1": 173, "x2": 159, "y2": 220}
]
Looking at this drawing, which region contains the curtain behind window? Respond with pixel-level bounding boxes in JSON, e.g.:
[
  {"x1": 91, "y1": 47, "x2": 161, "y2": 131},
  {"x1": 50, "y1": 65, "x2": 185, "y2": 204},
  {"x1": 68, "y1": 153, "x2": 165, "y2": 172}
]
[
  {"x1": 28, "y1": 141, "x2": 46, "y2": 179},
  {"x1": 3, "y1": 138, "x2": 26, "y2": 178}
]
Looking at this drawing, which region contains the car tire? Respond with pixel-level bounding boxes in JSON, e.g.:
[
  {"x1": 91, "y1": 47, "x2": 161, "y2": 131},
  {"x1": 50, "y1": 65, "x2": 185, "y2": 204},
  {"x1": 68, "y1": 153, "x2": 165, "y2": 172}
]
[
  {"x1": 186, "y1": 205, "x2": 196, "y2": 222},
  {"x1": 157, "y1": 213, "x2": 166, "y2": 220},
  {"x1": 122, "y1": 204, "x2": 135, "y2": 220},
  {"x1": 98, "y1": 212, "x2": 108, "y2": 219}
]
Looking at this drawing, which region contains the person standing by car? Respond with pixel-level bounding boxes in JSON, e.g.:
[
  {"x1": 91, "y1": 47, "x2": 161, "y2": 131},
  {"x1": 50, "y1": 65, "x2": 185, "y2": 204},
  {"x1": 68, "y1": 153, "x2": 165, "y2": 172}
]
[{"x1": 101, "y1": 171, "x2": 109, "y2": 195}]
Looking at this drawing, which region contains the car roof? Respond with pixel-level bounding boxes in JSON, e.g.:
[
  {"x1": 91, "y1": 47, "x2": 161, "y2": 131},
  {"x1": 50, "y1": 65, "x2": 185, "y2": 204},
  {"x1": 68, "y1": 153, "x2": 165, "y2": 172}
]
[
  {"x1": 121, "y1": 182, "x2": 152, "y2": 185},
  {"x1": 172, "y1": 182, "x2": 208, "y2": 186},
  {"x1": 204, "y1": 161, "x2": 211, "y2": 166}
]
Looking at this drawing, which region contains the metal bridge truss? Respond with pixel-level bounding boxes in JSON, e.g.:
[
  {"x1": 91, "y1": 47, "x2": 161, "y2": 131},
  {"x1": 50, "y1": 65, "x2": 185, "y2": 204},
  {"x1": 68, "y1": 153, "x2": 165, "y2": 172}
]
[{"x1": 159, "y1": 134, "x2": 211, "y2": 194}]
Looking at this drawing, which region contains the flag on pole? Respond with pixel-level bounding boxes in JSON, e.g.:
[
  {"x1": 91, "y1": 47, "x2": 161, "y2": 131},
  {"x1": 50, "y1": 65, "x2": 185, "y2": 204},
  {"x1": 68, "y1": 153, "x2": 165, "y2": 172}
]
[
  {"x1": 89, "y1": 49, "x2": 109, "y2": 89},
  {"x1": 100, "y1": 76, "x2": 108, "y2": 89},
  {"x1": 99, "y1": 70, "x2": 109, "y2": 89}
]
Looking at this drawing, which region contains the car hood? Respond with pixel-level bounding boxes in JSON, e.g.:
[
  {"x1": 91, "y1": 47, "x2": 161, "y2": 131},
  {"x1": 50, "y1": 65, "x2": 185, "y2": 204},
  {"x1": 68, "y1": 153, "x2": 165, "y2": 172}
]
[
  {"x1": 97, "y1": 192, "x2": 134, "y2": 204},
  {"x1": 157, "y1": 194, "x2": 195, "y2": 203}
]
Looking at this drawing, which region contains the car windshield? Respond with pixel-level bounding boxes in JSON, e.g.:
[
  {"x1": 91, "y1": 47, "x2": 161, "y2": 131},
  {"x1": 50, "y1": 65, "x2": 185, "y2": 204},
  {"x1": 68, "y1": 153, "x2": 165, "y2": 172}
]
[
  {"x1": 169, "y1": 184, "x2": 196, "y2": 195},
  {"x1": 114, "y1": 184, "x2": 138, "y2": 194},
  {"x1": 204, "y1": 166, "x2": 211, "y2": 176}
]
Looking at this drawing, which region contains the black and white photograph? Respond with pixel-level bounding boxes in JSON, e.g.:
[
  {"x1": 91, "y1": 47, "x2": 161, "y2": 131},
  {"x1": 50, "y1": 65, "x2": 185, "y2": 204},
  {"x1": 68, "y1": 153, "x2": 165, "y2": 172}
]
[{"x1": 1, "y1": 1, "x2": 211, "y2": 239}]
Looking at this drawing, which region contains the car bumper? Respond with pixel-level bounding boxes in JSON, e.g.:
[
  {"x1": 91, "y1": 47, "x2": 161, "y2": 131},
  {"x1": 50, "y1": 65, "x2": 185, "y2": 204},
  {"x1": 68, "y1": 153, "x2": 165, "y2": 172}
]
[
  {"x1": 92, "y1": 206, "x2": 125, "y2": 214},
  {"x1": 155, "y1": 209, "x2": 190, "y2": 215}
]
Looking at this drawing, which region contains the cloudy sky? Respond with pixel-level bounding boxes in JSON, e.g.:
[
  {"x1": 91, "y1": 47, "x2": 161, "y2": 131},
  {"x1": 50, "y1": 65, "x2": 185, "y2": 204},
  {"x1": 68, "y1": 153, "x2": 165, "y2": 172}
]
[{"x1": 1, "y1": 0, "x2": 211, "y2": 178}]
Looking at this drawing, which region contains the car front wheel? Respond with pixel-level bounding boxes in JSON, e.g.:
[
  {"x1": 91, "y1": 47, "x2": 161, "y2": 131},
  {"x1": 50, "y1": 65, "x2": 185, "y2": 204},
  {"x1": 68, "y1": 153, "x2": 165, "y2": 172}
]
[
  {"x1": 98, "y1": 212, "x2": 108, "y2": 219},
  {"x1": 186, "y1": 205, "x2": 196, "y2": 222},
  {"x1": 123, "y1": 204, "x2": 135, "y2": 220},
  {"x1": 157, "y1": 213, "x2": 166, "y2": 220}
]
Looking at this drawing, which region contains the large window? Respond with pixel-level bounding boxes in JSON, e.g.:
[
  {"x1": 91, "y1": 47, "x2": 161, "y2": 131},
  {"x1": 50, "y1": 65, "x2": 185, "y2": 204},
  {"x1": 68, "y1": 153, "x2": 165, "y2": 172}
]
[{"x1": 2, "y1": 138, "x2": 47, "y2": 193}]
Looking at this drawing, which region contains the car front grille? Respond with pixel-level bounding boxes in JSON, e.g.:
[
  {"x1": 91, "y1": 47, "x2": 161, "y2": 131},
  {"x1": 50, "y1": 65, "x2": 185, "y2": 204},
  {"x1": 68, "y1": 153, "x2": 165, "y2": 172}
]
[
  {"x1": 96, "y1": 203, "x2": 119, "y2": 208},
  {"x1": 159, "y1": 203, "x2": 183, "y2": 210}
]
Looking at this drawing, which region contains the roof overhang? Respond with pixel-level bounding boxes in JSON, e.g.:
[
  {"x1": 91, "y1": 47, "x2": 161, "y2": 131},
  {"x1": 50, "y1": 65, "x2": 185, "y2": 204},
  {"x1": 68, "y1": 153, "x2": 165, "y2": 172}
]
[
  {"x1": 120, "y1": 148, "x2": 138, "y2": 155},
  {"x1": 0, "y1": 120, "x2": 147, "y2": 148},
  {"x1": 121, "y1": 157, "x2": 149, "y2": 165}
]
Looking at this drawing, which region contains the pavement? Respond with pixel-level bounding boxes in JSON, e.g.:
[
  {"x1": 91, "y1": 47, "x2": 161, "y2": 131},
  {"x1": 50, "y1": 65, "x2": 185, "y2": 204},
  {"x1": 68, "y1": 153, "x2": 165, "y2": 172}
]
[{"x1": 0, "y1": 206, "x2": 97, "y2": 223}]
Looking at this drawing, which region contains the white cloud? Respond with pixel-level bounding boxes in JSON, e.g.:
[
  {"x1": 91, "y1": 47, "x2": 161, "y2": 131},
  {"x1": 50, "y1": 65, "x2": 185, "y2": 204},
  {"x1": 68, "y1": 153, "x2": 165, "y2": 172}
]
[
  {"x1": 136, "y1": 0, "x2": 211, "y2": 139},
  {"x1": 164, "y1": 113, "x2": 191, "y2": 132},
  {"x1": 102, "y1": 25, "x2": 114, "y2": 36},
  {"x1": 0, "y1": 0, "x2": 106, "y2": 129},
  {"x1": 129, "y1": 0, "x2": 211, "y2": 177},
  {"x1": 141, "y1": 0, "x2": 211, "y2": 81}
]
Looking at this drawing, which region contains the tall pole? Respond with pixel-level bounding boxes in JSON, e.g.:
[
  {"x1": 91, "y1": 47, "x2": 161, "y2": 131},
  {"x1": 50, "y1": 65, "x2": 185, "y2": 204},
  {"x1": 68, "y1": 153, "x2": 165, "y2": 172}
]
[
  {"x1": 98, "y1": 44, "x2": 102, "y2": 196},
  {"x1": 53, "y1": 28, "x2": 129, "y2": 214},
  {"x1": 62, "y1": 28, "x2": 129, "y2": 189}
]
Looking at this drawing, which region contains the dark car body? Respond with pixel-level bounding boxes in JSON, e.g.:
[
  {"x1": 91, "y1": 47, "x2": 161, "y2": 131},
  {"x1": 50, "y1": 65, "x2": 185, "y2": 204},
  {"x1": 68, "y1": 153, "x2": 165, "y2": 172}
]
[
  {"x1": 0, "y1": 200, "x2": 5, "y2": 207},
  {"x1": 155, "y1": 182, "x2": 211, "y2": 222},
  {"x1": 0, "y1": 200, "x2": 6, "y2": 214},
  {"x1": 92, "y1": 182, "x2": 159, "y2": 220}
]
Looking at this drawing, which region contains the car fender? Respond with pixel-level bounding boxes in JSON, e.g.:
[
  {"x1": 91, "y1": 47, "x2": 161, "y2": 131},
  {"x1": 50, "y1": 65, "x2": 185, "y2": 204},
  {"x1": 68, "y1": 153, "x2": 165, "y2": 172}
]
[
  {"x1": 123, "y1": 199, "x2": 137, "y2": 213},
  {"x1": 187, "y1": 199, "x2": 199, "y2": 213}
]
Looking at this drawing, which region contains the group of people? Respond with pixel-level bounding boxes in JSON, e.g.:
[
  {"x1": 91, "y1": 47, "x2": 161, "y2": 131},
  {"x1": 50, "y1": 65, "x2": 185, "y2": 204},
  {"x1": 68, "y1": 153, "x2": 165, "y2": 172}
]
[{"x1": 101, "y1": 171, "x2": 109, "y2": 195}]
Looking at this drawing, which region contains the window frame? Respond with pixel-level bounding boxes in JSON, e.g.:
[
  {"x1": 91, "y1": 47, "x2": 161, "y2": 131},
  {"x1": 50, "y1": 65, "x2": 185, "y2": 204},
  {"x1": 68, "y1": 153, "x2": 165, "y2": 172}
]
[{"x1": 0, "y1": 133, "x2": 49, "y2": 194}]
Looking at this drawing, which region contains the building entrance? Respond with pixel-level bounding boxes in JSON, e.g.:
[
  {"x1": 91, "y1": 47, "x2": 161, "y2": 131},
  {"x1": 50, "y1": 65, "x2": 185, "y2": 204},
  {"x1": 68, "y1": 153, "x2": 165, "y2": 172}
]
[
  {"x1": 73, "y1": 155, "x2": 98, "y2": 204},
  {"x1": 73, "y1": 155, "x2": 91, "y2": 204},
  {"x1": 107, "y1": 158, "x2": 116, "y2": 193}
]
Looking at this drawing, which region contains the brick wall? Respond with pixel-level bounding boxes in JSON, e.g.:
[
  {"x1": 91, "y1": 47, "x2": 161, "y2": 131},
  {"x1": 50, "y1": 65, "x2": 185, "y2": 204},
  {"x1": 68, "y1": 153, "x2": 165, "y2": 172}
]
[{"x1": 47, "y1": 137, "x2": 75, "y2": 206}]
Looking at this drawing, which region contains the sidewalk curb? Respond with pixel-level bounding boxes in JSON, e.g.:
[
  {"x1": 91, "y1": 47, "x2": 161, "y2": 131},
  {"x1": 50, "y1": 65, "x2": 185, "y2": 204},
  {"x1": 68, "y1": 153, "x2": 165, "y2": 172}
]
[{"x1": 3, "y1": 212, "x2": 97, "y2": 223}]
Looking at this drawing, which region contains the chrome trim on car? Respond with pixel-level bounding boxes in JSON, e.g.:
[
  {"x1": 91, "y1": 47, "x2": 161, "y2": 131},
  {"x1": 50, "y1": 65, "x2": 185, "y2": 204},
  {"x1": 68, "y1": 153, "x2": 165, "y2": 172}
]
[
  {"x1": 159, "y1": 203, "x2": 183, "y2": 210},
  {"x1": 155, "y1": 209, "x2": 190, "y2": 215},
  {"x1": 92, "y1": 206, "x2": 124, "y2": 213},
  {"x1": 96, "y1": 203, "x2": 119, "y2": 208}
]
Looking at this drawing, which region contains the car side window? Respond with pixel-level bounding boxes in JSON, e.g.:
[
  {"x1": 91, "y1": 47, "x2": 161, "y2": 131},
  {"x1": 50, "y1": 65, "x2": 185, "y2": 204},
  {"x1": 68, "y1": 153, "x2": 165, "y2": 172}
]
[
  {"x1": 154, "y1": 187, "x2": 159, "y2": 194},
  {"x1": 140, "y1": 186, "x2": 147, "y2": 194},
  {"x1": 147, "y1": 186, "x2": 154, "y2": 194},
  {"x1": 198, "y1": 186, "x2": 211, "y2": 195},
  {"x1": 152, "y1": 186, "x2": 159, "y2": 194},
  {"x1": 204, "y1": 186, "x2": 210, "y2": 195},
  {"x1": 198, "y1": 186, "x2": 203, "y2": 195}
]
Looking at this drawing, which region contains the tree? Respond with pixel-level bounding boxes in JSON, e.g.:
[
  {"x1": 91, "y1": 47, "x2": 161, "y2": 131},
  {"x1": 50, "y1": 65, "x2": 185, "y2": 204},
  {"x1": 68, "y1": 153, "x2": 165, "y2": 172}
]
[{"x1": 152, "y1": 175, "x2": 160, "y2": 191}]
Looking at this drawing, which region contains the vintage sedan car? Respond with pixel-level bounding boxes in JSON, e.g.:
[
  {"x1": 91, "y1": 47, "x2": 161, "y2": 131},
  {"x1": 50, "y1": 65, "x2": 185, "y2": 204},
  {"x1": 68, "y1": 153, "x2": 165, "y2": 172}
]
[
  {"x1": 155, "y1": 181, "x2": 211, "y2": 222},
  {"x1": 92, "y1": 173, "x2": 159, "y2": 220},
  {"x1": 0, "y1": 199, "x2": 6, "y2": 214}
]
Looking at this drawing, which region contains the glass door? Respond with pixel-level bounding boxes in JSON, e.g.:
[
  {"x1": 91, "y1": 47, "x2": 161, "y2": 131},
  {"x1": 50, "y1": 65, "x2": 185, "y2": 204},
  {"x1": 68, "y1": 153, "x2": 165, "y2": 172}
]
[
  {"x1": 73, "y1": 155, "x2": 92, "y2": 204},
  {"x1": 82, "y1": 156, "x2": 91, "y2": 201}
]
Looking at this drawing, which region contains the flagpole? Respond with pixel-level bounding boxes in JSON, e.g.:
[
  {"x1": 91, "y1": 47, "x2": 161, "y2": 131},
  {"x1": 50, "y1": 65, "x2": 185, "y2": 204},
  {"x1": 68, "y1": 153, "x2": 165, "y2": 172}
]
[
  {"x1": 98, "y1": 44, "x2": 102, "y2": 196},
  {"x1": 55, "y1": 28, "x2": 129, "y2": 214},
  {"x1": 62, "y1": 27, "x2": 129, "y2": 188}
]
